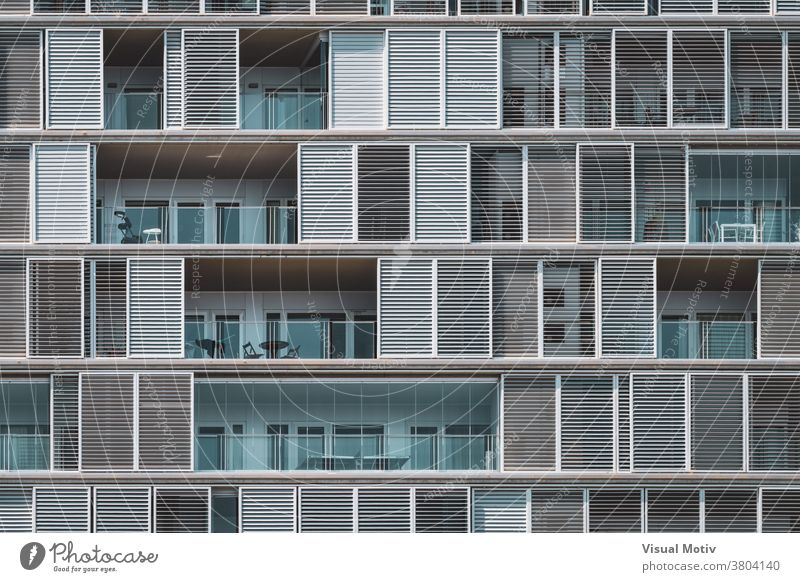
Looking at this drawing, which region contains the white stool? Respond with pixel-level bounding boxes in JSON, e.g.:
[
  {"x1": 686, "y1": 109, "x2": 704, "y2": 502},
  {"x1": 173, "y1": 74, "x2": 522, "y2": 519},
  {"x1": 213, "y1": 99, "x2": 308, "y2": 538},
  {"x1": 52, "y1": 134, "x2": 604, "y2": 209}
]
[{"x1": 143, "y1": 228, "x2": 162, "y2": 244}]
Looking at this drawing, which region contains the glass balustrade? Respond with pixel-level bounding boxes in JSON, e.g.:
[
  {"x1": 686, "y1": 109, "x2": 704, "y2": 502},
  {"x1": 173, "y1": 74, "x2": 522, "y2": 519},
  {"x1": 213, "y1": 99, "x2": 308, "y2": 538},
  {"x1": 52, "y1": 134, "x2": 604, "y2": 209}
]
[
  {"x1": 241, "y1": 91, "x2": 326, "y2": 130},
  {"x1": 690, "y1": 207, "x2": 800, "y2": 243},
  {"x1": 104, "y1": 92, "x2": 162, "y2": 130},
  {"x1": 658, "y1": 320, "x2": 756, "y2": 359},
  {"x1": 0, "y1": 434, "x2": 50, "y2": 471}
]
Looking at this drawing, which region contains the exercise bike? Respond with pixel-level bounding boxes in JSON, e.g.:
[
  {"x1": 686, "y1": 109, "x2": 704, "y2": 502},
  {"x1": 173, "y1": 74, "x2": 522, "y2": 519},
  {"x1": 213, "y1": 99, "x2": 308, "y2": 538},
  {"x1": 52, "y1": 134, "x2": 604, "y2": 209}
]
[{"x1": 114, "y1": 210, "x2": 142, "y2": 244}]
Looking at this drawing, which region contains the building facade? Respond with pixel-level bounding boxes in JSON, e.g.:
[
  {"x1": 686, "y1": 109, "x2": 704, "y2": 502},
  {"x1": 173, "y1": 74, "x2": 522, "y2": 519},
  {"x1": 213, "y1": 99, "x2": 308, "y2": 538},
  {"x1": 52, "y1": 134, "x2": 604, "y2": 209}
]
[{"x1": 1, "y1": 0, "x2": 800, "y2": 533}]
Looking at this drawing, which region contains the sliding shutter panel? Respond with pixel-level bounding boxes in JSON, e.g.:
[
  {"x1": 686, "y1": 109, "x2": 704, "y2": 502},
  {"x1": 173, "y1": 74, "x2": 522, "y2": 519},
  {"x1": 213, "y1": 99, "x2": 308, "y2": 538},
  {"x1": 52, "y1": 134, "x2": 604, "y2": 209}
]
[
  {"x1": 34, "y1": 488, "x2": 90, "y2": 532},
  {"x1": 531, "y1": 489, "x2": 584, "y2": 532},
  {"x1": 182, "y1": 29, "x2": 238, "y2": 128},
  {"x1": 314, "y1": 0, "x2": 368, "y2": 13},
  {"x1": 749, "y1": 375, "x2": 800, "y2": 471},
  {"x1": 437, "y1": 259, "x2": 491, "y2": 357},
  {"x1": 378, "y1": 259, "x2": 433, "y2": 357},
  {"x1": 94, "y1": 259, "x2": 127, "y2": 357},
  {"x1": 761, "y1": 490, "x2": 800, "y2": 532},
  {"x1": 357, "y1": 488, "x2": 412, "y2": 532},
  {"x1": 357, "y1": 145, "x2": 410, "y2": 241},
  {"x1": 472, "y1": 489, "x2": 527, "y2": 532},
  {"x1": 0, "y1": 260, "x2": 26, "y2": 357},
  {"x1": 138, "y1": 373, "x2": 192, "y2": 471},
  {"x1": 34, "y1": 143, "x2": 92, "y2": 243},
  {"x1": 414, "y1": 488, "x2": 468, "y2": 533},
  {"x1": 388, "y1": 30, "x2": 441, "y2": 127},
  {"x1": 128, "y1": 259, "x2": 183, "y2": 358},
  {"x1": 704, "y1": 489, "x2": 757, "y2": 532},
  {"x1": 527, "y1": 145, "x2": 577, "y2": 241},
  {"x1": 52, "y1": 374, "x2": 79, "y2": 471},
  {"x1": 155, "y1": 488, "x2": 209, "y2": 533},
  {"x1": 0, "y1": 488, "x2": 32, "y2": 532},
  {"x1": 600, "y1": 259, "x2": 655, "y2": 357},
  {"x1": 0, "y1": 30, "x2": 40, "y2": 128},
  {"x1": 591, "y1": 0, "x2": 645, "y2": 11},
  {"x1": 80, "y1": 373, "x2": 135, "y2": 471},
  {"x1": 413, "y1": 144, "x2": 469, "y2": 242},
  {"x1": 634, "y1": 146, "x2": 687, "y2": 242},
  {"x1": 330, "y1": 32, "x2": 384, "y2": 129},
  {"x1": 672, "y1": 31, "x2": 726, "y2": 126},
  {"x1": 46, "y1": 29, "x2": 102, "y2": 129},
  {"x1": 579, "y1": 144, "x2": 633, "y2": 242},
  {"x1": 0, "y1": 145, "x2": 30, "y2": 241},
  {"x1": 760, "y1": 261, "x2": 800, "y2": 357},
  {"x1": 470, "y1": 146, "x2": 523, "y2": 242},
  {"x1": 631, "y1": 375, "x2": 687, "y2": 471},
  {"x1": 718, "y1": 0, "x2": 769, "y2": 11},
  {"x1": 614, "y1": 31, "x2": 667, "y2": 127},
  {"x1": 164, "y1": 30, "x2": 183, "y2": 128},
  {"x1": 690, "y1": 375, "x2": 744, "y2": 471},
  {"x1": 646, "y1": 490, "x2": 700, "y2": 533},
  {"x1": 502, "y1": 34, "x2": 554, "y2": 128},
  {"x1": 560, "y1": 375, "x2": 614, "y2": 470},
  {"x1": 28, "y1": 259, "x2": 83, "y2": 357},
  {"x1": 559, "y1": 33, "x2": 612, "y2": 128},
  {"x1": 94, "y1": 488, "x2": 151, "y2": 532},
  {"x1": 299, "y1": 144, "x2": 354, "y2": 241},
  {"x1": 502, "y1": 375, "x2": 556, "y2": 470},
  {"x1": 299, "y1": 488, "x2": 354, "y2": 532},
  {"x1": 493, "y1": 260, "x2": 538, "y2": 357},
  {"x1": 730, "y1": 33, "x2": 783, "y2": 128},
  {"x1": 618, "y1": 376, "x2": 631, "y2": 471},
  {"x1": 240, "y1": 488, "x2": 296, "y2": 532},
  {"x1": 445, "y1": 30, "x2": 499, "y2": 127},
  {"x1": 149, "y1": 0, "x2": 200, "y2": 11},
  {"x1": 542, "y1": 261, "x2": 596, "y2": 357},
  {"x1": 660, "y1": 0, "x2": 713, "y2": 11},
  {"x1": 527, "y1": 0, "x2": 579, "y2": 10},
  {"x1": 588, "y1": 489, "x2": 641, "y2": 532}
]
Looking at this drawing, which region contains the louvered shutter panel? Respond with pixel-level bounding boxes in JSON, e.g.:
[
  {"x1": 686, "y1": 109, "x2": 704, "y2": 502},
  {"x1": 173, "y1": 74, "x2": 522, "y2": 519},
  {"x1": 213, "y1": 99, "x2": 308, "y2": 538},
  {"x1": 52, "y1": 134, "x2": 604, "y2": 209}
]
[
  {"x1": 90, "y1": 0, "x2": 142, "y2": 12},
  {"x1": 617, "y1": 376, "x2": 631, "y2": 471},
  {"x1": 718, "y1": 0, "x2": 769, "y2": 11},
  {"x1": 790, "y1": 33, "x2": 800, "y2": 128},
  {"x1": 299, "y1": 144, "x2": 354, "y2": 241},
  {"x1": 502, "y1": 375, "x2": 556, "y2": 470},
  {"x1": 614, "y1": 31, "x2": 667, "y2": 127},
  {"x1": 0, "y1": 0, "x2": 32, "y2": 12},
  {"x1": 182, "y1": 29, "x2": 238, "y2": 128},
  {"x1": 388, "y1": 30, "x2": 441, "y2": 127},
  {"x1": 378, "y1": 259, "x2": 433, "y2": 357},
  {"x1": 761, "y1": 489, "x2": 800, "y2": 532},
  {"x1": 0, "y1": 488, "x2": 32, "y2": 532},
  {"x1": 530, "y1": 489, "x2": 584, "y2": 532},
  {"x1": 472, "y1": 489, "x2": 527, "y2": 532},
  {"x1": 164, "y1": 30, "x2": 183, "y2": 128},
  {"x1": 392, "y1": 0, "x2": 446, "y2": 12},
  {"x1": 589, "y1": 489, "x2": 641, "y2": 532},
  {"x1": 28, "y1": 259, "x2": 83, "y2": 357},
  {"x1": 660, "y1": 0, "x2": 713, "y2": 11},
  {"x1": 559, "y1": 33, "x2": 612, "y2": 127},
  {"x1": 634, "y1": 145, "x2": 687, "y2": 242},
  {"x1": 34, "y1": 488, "x2": 90, "y2": 532},
  {"x1": 759, "y1": 261, "x2": 800, "y2": 357},
  {"x1": 579, "y1": 144, "x2": 632, "y2": 242},
  {"x1": 80, "y1": 373, "x2": 135, "y2": 471},
  {"x1": 413, "y1": 144, "x2": 469, "y2": 242},
  {"x1": 527, "y1": 0, "x2": 579, "y2": 11},
  {"x1": 128, "y1": 258, "x2": 184, "y2": 358},
  {"x1": 459, "y1": 0, "x2": 512, "y2": 11},
  {"x1": 704, "y1": 489, "x2": 757, "y2": 532},
  {"x1": 779, "y1": 0, "x2": 800, "y2": 10},
  {"x1": 414, "y1": 488, "x2": 468, "y2": 533},
  {"x1": 445, "y1": 30, "x2": 499, "y2": 128},
  {"x1": 155, "y1": 488, "x2": 209, "y2": 533},
  {"x1": 560, "y1": 375, "x2": 614, "y2": 470},
  {"x1": 0, "y1": 145, "x2": 30, "y2": 241},
  {"x1": 470, "y1": 146, "x2": 523, "y2": 242},
  {"x1": 34, "y1": 143, "x2": 92, "y2": 243},
  {"x1": 357, "y1": 145, "x2": 410, "y2": 241},
  {"x1": 528, "y1": 145, "x2": 576, "y2": 241},
  {"x1": 646, "y1": 490, "x2": 700, "y2": 532},
  {"x1": 299, "y1": 488, "x2": 354, "y2": 532},
  {"x1": 138, "y1": 373, "x2": 192, "y2": 471},
  {"x1": 315, "y1": 0, "x2": 368, "y2": 12},
  {"x1": 541, "y1": 261, "x2": 596, "y2": 357},
  {"x1": 52, "y1": 374, "x2": 79, "y2": 471},
  {"x1": 93, "y1": 259, "x2": 127, "y2": 357},
  {"x1": 240, "y1": 488, "x2": 296, "y2": 532},
  {"x1": 46, "y1": 29, "x2": 102, "y2": 129},
  {"x1": 730, "y1": 33, "x2": 783, "y2": 128},
  {"x1": 749, "y1": 375, "x2": 800, "y2": 471},
  {"x1": 690, "y1": 375, "x2": 744, "y2": 471},
  {"x1": 330, "y1": 32, "x2": 384, "y2": 129},
  {"x1": 502, "y1": 34, "x2": 554, "y2": 128},
  {"x1": 600, "y1": 259, "x2": 655, "y2": 357},
  {"x1": 592, "y1": 0, "x2": 645, "y2": 10},
  {"x1": 94, "y1": 488, "x2": 151, "y2": 532},
  {"x1": 671, "y1": 31, "x2": 725, "y2": 126},
  {"x1": 493, "y1": 260, "x2": 538, "y2": 357},
  {"x1": 630, "y1": 375, "x2": 687, "y2": 471},
  {"x1": 437, "y1": 259, "x2": 491, "y2": 357},
  {"x1": 357, "y1": 488, "x2": 412, "y2": 532},
  {"x1": 0, "y1": 260, "x2": 26, "y2": 357},
  {"x1": 0, "y1": 30, "x2": 40, "y2": 128},
  {"x1": 148, "y1": 0, "x2": 200, "y2": 11},
  {"x1": 35, "y1": 0, "x2": 86, "y2": 12}
]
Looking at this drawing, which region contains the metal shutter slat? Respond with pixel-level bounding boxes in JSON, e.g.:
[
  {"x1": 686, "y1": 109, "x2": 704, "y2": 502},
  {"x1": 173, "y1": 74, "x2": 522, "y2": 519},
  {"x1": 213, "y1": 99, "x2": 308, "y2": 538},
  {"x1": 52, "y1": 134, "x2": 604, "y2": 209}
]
[
  {"x1": 559, "y1": 33, "x2": 611, "y2": 127},
  {"x1": 28, "y1": 259, "x2": 83, "y2": 357},
  {"x1": 164, "y1": 30, "x2": 183, "y2": 128},
  {"x1": 0, "y1": 487, "x2": 33, "y2": 532},
  {"x1": 690, "y1": 375, "x2": 744, "y2": 471},
  {"x1": 299, "y1": 144, "x2": 354, "y2": 241},
  {"x1": 502, "y1": 375, "x2": 555, "y2": 470},
  {"x1": 414, "y1": 488, "x2": 468, "y2": 533},
  {"x1": 634, "y1": 146, "x2": 687, "y2": 242},
  {"x1": 445, "y1": 31, "x2": 499, "y2": 128},
  {"x1": 388, "y1": 30, "x2": 441, "y2": 128},
  {"x1": 46, "y1": 29, "x2": 102, "y2": 129},
  {"x1": 378, "y1": 259, "x2": 434, "y2": 357},
  {"x1": 0, "y1": 30, "x2": 40, "y2": 127},
  {"x1": 704, "y1": 489, "x2": 757, "y2": 532},
  {"x1": 357, "y1": 145, "x2": 410, "y2": 241},
  {"x1": 528, "y1": 145, "x2": 576, "y2": 241},
  {"x1": 300, "y1": 488, "x2": 354, "y2": 532},
  {"x1": 34, "y1": 143, "x2": 92, "y2": 243},
  {"x1": 631, "y1": 375, "x2": 686, "y2": 471},
  {"x1": 81, "y1": 373, "x2": 135, "y2": 471},
  {"x1": 436, "y1": 259, "x2": 491, "y2": 357},
  {"x1": 414, "y1": 144, "x2": 469, "y2": 241},
  {"x1": 600, "y1": 259, "x2": 655, "y2": 357},
  {"x1": 155, "y1": 487, "x2": 209, "y2": 533},
  {"x1": 493, "y1": 261, "x2": 538, "y2": 357},
  {"x1": 671, "y1": 31, "x2": 725, "y2": 126},
  {"x1": 330, "y1": 32, "x2": 384, "y2": 129},
  {"x1": 241, "y1": 488, "x2": 296, "y2": 532},
  {"x1": 761, "y1": 489, "x2": 800, "y2": 532},
  {"x1": 749, "y1": 375, "x2": 800, "y2": 471},
  {"x1": 614, "y1": 31, "x2": 668, "y2": 128},
  {"x1": 357, "y1": 488, "x2": 412, "y2": 532},
  {"x1": 0, "y1": 260, "x2": 26, "y2": 356},
  {"x1": 646, "y1": 490, "x2": 700, "y2": 532},
  {"x1": 182, "y1": 29, "x2": 238, "y2": 129},
  {"x1": 579, "y1": 144, "x2": 632, "y2": 242},
  {"x1": 502, "y1": 34, "x2": 553, "y2": 128},
  {"x1": 52, "y1": 374, "x2": 79, "y2": 471},
  {"x1": 588, "y1": 489, "x2": 641, "y2": 532},
  {"x1": 94, "y1": 488, "x2": 151, "y2": 532},
  {"x1": 94, "y1": 260, "x2": 127, "y2": 357},
  {"x1": 759, "y1": 261, "x2": 800, "y2": 357},
  {"x1": 128, "y1": 259, "x2": 184, "y2": 358},
  {"x1": 560, "y1": 376, "x2": 614, "y2": 471},
  {"x1": 138, "y1": 373, "x2": 192, "y2": 471},
  {"x1": 730, "y1": 33, "x2": 783, "y2": 128},
  {"x1": 472, "y1": 489, "x2": 527, "y2": 532},
  {"x1": 542, "y1": 261, "x2": 596, "y2": 357},
  {"x1": 34, "y1": 487, "x2": 90, "y2": 532},
  {"x1": 531, "y1": 489, "x2": 584, "y2": 532},
  {"x1": 471, "y1": 146, "x2": 523, "y2": 242}
]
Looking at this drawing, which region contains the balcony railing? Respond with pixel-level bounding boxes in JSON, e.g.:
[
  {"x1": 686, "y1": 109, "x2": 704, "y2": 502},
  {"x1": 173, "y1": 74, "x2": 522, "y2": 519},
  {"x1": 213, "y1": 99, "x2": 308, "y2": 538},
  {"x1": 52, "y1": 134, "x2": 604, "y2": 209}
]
[
  {"x1": 690, "y1": 207, "x2": 800, "y2": 243},
  {"x1": 0, "y1": 435, "x2": 50, "y2": 471},
  {"x1": 241, "y1": 91, "x2": 326, "y2": 130},
  {"x1": 195, "y1": 433, "x2": 497, "y2": 471},
  {"x1": 104, "y1": 92, "x2": 162, "y2": 130},
  {"x1": 98, "y1": 205, "x2": 296, "y2": 244},
  {"x1": 658, "y1": 320, "x2": 756, "y2": 359},
  {"x1": 185, "y1": 319, "x2": 377, "y2": 359}
]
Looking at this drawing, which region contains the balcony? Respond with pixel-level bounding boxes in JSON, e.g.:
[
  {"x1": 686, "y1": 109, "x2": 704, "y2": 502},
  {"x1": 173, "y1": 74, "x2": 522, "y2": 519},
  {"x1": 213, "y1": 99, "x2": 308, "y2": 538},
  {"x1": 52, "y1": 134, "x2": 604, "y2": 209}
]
[
  {"x1": 105, "y1": 91, "x2": 162, "y2": 130},
  {"x1": 241, "y1": 91, "x2": 326, "y2": 130},
  {"x1": 0, "y1": 435, "x2": 50, "y2": 471},
  {"x1": 659, "y1": 320, "x2": 756, "y2": 359},
  {"x1": 691, "y1": 206, "x2": 800, "y2": 244}
]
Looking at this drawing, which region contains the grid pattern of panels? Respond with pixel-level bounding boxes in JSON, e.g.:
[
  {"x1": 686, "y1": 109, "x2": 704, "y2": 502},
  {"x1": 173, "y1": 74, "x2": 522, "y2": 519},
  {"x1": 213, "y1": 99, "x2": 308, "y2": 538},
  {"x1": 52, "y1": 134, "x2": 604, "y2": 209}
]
[{"x1": 502, "y1": 375, "x2": 556, "y2": 470}]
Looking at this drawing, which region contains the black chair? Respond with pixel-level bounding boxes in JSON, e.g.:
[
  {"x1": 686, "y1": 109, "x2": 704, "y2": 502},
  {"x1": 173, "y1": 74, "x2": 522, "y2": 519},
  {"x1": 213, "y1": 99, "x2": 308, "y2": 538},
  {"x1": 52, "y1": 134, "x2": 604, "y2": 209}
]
[
  {"x1": 242, "y1": 342, "x2": 264, "y2": 359},
  {"x1": 195, "y1": 339, "x2": 223, "y2": 358},
  {"x1": 281, "y1": 345, "x2": 301, "y2": 359}
]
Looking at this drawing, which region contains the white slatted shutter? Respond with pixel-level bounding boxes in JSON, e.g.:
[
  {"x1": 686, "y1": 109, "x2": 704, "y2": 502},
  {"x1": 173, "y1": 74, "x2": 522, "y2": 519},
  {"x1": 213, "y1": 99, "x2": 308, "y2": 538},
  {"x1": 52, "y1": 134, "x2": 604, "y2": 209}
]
[
  {"x1": 704, "y1": 489, "x2": 757, "y2": 532},
  {"x1": 0, "y1": 145, "x2": 30, "y2": 241},
  {"x1": 790, "y1": 33, "x2": 800, "y2": 128},
  {"x1": 378, "y1": 259, "x2": 434, "y2": 357},
  {"x1": 154, "y1": 487, "x2": 209, "y2": 533},
  {"x1": 578, "y1": 144, "x2": 633, "y2": 242},
  {"x1": 357, "y1": 488, "x2": 412, "y2": 532},
  {"x1": 502, "y1": 375, "x2": 556, "y2": 470},
  {"x1": 93, "y1": 259, "x2": 127, "y2": 357},
  {"x1": 749, "y1": 375, "x2": 800, "y2": 471},
  {"x1": 531, "y1": 489, "x2": 584, "y2": 532},
  {"x1": 437, "y1": 259, "x2": 491, "y2": 357},
  {"x1": 298, "y1": 144, "x2": 354, "y2": 242},
  {"x1": 413, "y1": 144, "x2": 469, "y2": 242},
  {"x1": 502, "y1": 33, "x2": 554, "y2": 128},
  {"x1": 493, "y1": 260, "x2": 538, "y2": 357},
  {"x1": 387, "y1": 30, "x2": 441, "y2": 128},
  {"x1": 34, "y1": 487, "x2": 90, "y2": 532},
  {"x1": 128, "y1": 258, "x2": 184, "y2": 358},
  {"x1": 614, "y1": 31, "x2": 668, "y2": 127},
  {"x1": 164, "y1": 30, "x2": 183, "y2": 128},
  {"x1": 761, "y1": 489, "x2": 800, "y2": 532},
  {"x1": 393, "y1": 0, "x2": 446, "y2": 11},
  {"x1": 600, "y1": 259, "x2": 655, "y2": 357},
  {"x1": 444, "y1": 30, "x2": 499, "y2": 128},
  {"x1": 0, "y1": 260, "x2": 26, "y2": 357},
  {"x1": 559, "y1": 33, "x2": 612, "y2": 127},
  {"x1": 414, "y1": 488, "x2": 469, "y2": 532},
  {"x1": 34, "y1": 143, "x2": 92, "y2": 243},
  {"x1": 588, "y1": 489, "x2": 641, "y2": 532},
  {"x1": 0, "y1": 30, "x2": 41, "y2": 128},
  {"x1": 299, "y1": 488, "x2": 354, "y2": 532},
  {"x1": 542, "y1": 261, "x2": 596, "y2": 357},
  {"x1": 631, "y1": 375, "x2": 687, "y2": 471},
  {"x1": 660, "y1": 0, "x2": 713, "y2": 11},
  {"x1": 46, "y1": 29, "x2": 102, "y2": 129},
  {"x1": 472, "y1": 489, "x2": 527, "y2": 532},
  {"x1": 646, "y1": 490, "x2": 700, "y2": 532},
  {"x1": 470, "y1": 146, "x2": 523, "y2": 242},
  {"x1": 137, "y1": 373, "x2": 193, "y2": 471},
  {"x1": 690, "y1": 375, "x2": 744, "y2": 471},
  {"x1": 182, "y1": 29, "x2": 238, "y2": 129},
  {"x1": 52, "y1": 374, "x2": 79, "y2": 471},
  {"x1": 759, "y1": 261, "x2": 800, "y2": 357},
  {"x1": 357, "y1": 144, "x2": 410, "y2": 241},
  {"x1": 528, "y1": 145, "x2": 577, "y2": 241},
  {"x1": 671, "y1": 30, "x2": 726, "y2": 126},
  {"x1": 80, "y1": 373, "x2": 135, "y2": 471},
  {"x1": 560, "y1": 375, "x2": 614, "y2": 470},
  {"x1": 28, "y1": 259, "x2": 83, "y2": 357},
  {"x1": 591, "y1": 0, "x2": 645, "y2": 11},
  {"x1": 729, "y1": 32, "x2": 783, "y2": 128},
  {"x1": 240, "y1": 488, "x2": 296, "y2": 532},
  {"x1": 330, "y1": 32, "x2": 384, "y2": 129},
  {"x1": 526, "y1": 0, "x2": 580, "y2": 11},
  {"x1": 94, "y1": 488, "x2": 151, "y2": 532},
  {"x1": 634, "y1": 145, "x2": 687, "y2": 242},
  {"x1": 718, "y1": 0, "x2": 769, "y2": 11},
  {"x1": 0, "y1": 488, "x2": 33, "y2": 532}
]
